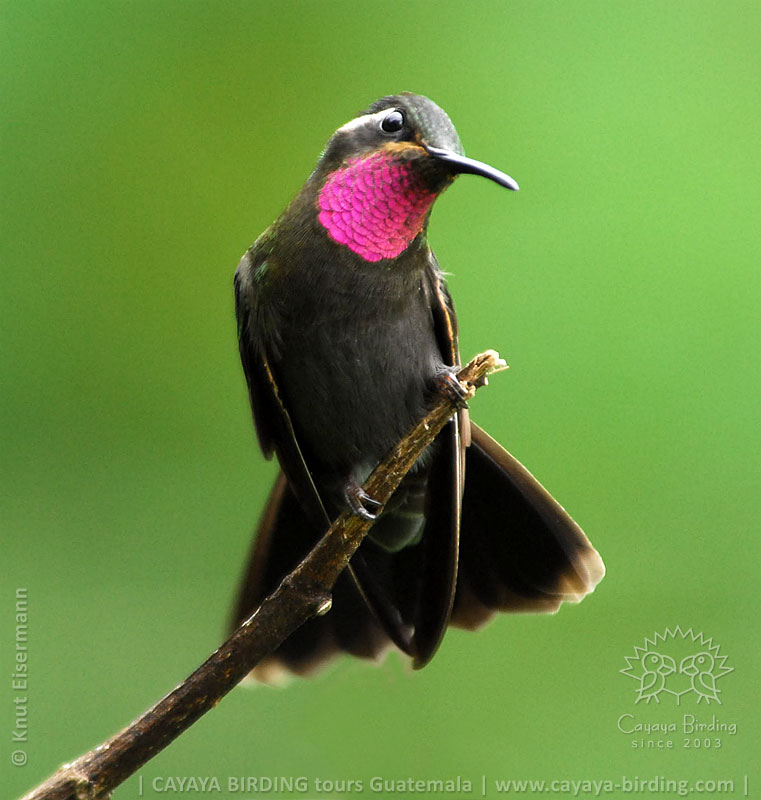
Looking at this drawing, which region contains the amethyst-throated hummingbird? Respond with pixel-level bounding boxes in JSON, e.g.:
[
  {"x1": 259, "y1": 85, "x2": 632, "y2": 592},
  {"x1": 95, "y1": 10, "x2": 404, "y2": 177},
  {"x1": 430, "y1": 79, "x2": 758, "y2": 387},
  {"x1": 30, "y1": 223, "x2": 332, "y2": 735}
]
[{"x1": 232, "y1": 93, "x2": 604, "y2": 682}]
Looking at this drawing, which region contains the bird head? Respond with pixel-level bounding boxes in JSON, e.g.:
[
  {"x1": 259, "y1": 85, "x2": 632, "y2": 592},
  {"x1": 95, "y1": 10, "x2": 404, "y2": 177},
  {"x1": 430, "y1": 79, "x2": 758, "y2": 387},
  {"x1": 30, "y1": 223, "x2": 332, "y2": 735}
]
[
  {"x1": 312, "y1": 93, "x2": 518, "y2": 263},
  {"x1": 680, "y1": 652, "x2": 714, "y2": 676},
  {"x1": 643, "y1": 651, "x2": 676, "y2": 675}
]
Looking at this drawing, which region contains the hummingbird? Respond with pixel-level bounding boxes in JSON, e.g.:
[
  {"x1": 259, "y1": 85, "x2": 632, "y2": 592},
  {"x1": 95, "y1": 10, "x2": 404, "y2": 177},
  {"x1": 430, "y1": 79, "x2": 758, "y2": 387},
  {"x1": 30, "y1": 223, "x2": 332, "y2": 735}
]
[{"x1": 232, "y1": 93, "x2": 604, "y2": 682}]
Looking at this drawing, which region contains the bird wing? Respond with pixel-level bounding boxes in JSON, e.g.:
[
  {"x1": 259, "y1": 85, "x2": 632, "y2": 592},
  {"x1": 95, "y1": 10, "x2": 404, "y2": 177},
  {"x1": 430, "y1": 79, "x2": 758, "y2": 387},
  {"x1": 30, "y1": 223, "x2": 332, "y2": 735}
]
[
  {"x1": 235, "y1": 247, "x2": 331, "y2": 531},
  {"x1": 637, "y1": 670, "x2": 660, "y2": 698},
  {"x1": 410, "y1": 254, "x2": 465, "y2": 666},
  {"x1": 697, "y1": 672, "x2": 717, "y2": 698},
  {"x1": 233, "y1": 244, "x2": 396, "y2": 679}
]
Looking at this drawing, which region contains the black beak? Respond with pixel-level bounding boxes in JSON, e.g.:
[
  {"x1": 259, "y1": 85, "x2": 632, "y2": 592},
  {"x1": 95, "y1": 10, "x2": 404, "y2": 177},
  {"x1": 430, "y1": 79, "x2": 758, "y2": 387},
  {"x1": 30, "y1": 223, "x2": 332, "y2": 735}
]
[{"x1": 424, "y1": 144, "x2": 519, "y2": 191}]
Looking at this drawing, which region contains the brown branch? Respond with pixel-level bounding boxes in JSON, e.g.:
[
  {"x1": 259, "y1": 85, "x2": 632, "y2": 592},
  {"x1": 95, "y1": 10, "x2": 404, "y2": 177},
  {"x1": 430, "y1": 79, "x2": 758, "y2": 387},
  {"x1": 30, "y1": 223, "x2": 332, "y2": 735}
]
[{"x1": 19, "y1": 350, "x2": 506, "y2": 800}]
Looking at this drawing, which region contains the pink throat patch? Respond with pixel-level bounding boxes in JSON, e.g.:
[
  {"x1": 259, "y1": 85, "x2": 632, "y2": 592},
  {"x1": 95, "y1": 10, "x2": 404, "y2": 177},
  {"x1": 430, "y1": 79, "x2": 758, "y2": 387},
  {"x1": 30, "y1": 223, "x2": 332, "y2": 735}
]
[{"x1": 317, "y1": 152, "x2": 435, "y2": 262}]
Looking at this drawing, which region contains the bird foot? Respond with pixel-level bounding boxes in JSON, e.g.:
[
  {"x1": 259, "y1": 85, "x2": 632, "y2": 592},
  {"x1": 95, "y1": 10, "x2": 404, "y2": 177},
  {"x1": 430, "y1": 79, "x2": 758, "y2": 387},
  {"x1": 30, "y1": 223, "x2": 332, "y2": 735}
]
[
  {"x1": 345, "y1": 482, "x2": 383, "y2": 521},
  {"x1": 434, "y1": 367, "x2": 470, "y2": 409}
]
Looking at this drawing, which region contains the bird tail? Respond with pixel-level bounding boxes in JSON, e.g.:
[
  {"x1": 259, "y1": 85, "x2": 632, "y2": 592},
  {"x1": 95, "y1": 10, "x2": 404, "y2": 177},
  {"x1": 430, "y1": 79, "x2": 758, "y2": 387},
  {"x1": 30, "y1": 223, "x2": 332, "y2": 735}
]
[
  {"x1": 230, "y1": 424, "x2": 605, "y2": 683},
  {"x1": 450, "y1": 423, "x2": 605, "y2": 629}
]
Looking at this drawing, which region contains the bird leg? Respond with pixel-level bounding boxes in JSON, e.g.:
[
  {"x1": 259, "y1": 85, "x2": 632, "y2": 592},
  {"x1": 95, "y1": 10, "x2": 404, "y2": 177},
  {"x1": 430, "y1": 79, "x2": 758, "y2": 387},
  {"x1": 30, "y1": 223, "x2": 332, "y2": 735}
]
[
  {"x1": 433, "y1": 366, "x2": 470, "y2": 409},
  {"x1": 344, "y1": 480, "x2": 384, "y2": 521}
]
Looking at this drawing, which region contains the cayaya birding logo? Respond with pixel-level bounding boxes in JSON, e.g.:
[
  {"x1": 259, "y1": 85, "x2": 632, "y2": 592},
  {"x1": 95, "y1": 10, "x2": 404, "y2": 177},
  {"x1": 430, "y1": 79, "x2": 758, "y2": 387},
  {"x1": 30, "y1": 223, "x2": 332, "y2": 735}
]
[{"x1": 621, "y1": 627, "x2": 733, "y2": 705}]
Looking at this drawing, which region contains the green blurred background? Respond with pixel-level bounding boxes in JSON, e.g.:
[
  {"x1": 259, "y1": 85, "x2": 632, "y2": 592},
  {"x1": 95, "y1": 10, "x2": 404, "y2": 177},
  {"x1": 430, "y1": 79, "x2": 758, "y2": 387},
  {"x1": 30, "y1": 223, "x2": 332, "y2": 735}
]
[{"x1": 3, "y1": 1, "x2": 759, "y2": 797}]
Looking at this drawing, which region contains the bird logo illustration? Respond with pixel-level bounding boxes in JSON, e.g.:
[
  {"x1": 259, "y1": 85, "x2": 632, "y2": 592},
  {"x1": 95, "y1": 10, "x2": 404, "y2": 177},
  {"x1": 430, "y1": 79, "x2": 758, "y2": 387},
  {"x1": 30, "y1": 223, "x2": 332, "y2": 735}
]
[
  {"x1": 621, "y1": 627, "x2": 733, "y2": 705},
  {"x1": 680, "y1": 652, "x2": 723, "y2": 704},
  {"x1": 633, "y1": 652, "x2": 676, "y2": 704}
]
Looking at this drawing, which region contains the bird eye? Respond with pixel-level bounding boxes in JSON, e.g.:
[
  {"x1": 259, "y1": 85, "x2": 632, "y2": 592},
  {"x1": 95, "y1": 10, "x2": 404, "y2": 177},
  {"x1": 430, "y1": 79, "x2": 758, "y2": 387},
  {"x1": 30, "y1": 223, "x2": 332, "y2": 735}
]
[{"x1": 380, "y1": 109, "x2": 405, "y2": 133}]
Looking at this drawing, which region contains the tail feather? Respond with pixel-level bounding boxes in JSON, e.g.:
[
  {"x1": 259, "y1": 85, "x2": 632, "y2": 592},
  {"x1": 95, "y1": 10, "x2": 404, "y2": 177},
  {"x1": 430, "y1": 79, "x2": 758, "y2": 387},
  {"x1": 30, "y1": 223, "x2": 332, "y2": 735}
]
[{"x1": 451, "y1": 423, "x2": 604, "y2": 629}]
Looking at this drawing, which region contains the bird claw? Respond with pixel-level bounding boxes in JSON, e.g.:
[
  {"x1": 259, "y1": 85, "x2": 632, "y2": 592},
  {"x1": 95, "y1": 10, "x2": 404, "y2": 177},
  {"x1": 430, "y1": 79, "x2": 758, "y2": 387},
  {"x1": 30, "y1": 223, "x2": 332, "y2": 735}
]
[
  {"x1": 434, "y1": 368, "x2": 470, "y2": 409},
  {"x1": 345, "y1": 484, "x2": 383, "y2": 521}
]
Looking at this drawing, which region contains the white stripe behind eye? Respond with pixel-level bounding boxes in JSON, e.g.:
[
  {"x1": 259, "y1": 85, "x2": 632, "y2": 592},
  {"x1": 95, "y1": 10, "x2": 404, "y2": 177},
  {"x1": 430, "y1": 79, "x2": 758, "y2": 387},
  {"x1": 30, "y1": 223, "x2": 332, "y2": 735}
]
[{"x1": 337, "y1": 108, "x2": 393, "y2": 135}]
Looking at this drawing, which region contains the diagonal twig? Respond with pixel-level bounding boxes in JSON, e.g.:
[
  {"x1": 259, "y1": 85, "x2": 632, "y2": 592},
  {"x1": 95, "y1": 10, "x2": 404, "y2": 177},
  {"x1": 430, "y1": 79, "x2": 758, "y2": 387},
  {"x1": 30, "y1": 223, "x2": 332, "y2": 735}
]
[{"x1": 19, "y1": 349, "x2": 506, "y2": 800}]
